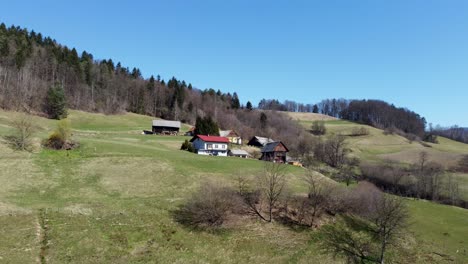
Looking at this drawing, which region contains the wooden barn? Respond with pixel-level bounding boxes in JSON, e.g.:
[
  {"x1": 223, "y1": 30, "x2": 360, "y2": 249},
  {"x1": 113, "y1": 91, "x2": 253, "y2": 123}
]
[
  {"x1": 152, "y1": 120, "x2": 181, "y2": 135},
  {"x1": 247, "y1": 136, "x2": 275, "y2": 148},
  {"x1": 260, "y1": 141, "x2": 289, "y2": 163}
]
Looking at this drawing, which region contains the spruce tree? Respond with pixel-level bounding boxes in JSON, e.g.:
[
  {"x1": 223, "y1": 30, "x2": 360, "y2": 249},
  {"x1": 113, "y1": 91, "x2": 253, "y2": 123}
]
[
  {"x1": 194, "y1": 116, "x2": 220, "y2": 136},
  {"x1": 231, "y1": 92, "x2": 240, "y2": 109},
  {"x1": 45, "y1": 83, "x2": 67, "y2": 119},
  {"x1": 147, "y1": 75, "x2": 155, "y2": 90},
  {"x1": 313, "y1": 104, "x2": 319, "y2": 113},
  {"x1": 246, "y1": 101, "x2": 253, "y2": 110}
]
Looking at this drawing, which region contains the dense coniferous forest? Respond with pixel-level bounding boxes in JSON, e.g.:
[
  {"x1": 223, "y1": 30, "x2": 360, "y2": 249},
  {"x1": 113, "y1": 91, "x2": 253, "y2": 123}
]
[{"x1": 0, "y1": 23, "x2": 307, "y2": 151}]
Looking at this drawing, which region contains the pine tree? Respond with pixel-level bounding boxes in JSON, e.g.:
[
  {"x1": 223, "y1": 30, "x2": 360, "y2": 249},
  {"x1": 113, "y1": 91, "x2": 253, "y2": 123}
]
[
  {"x1": 45, "y1": 83, "x2": 67, "y2": 119},
  {"x1": 147, "y1": 75, "x2": 155, "y2": 90},
  {"x1": 231, "y1": 92, "x2": 240, "y2": 109},
  {"x1": 313, "y1": 104, "x2": 319, "y2": 113},
  {"x1": 246, "y1": 101, "x2": 253, "y2": 110}
]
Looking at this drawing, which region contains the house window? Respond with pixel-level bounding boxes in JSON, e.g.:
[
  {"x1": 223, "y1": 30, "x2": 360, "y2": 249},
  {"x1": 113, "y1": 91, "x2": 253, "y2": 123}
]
[
  {"x1": 215, "y1": 144, "x2": 218, "y2": 149},
  {"x1": 207, "y1": 144, "x2": 213, "y2": 149},
  {"x1": 222, "y1": 145, "x2": 226, "y2": 149}
]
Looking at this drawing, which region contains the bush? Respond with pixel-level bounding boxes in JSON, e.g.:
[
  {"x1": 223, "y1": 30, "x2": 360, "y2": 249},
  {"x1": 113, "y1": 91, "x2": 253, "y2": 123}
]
[
  {"x1": 349, "y1": 127, "x2": 369, "y2": 136},
  {"x1": 457, "y1": 154, "x2": 468, "y2": 173},
  {"x1": 3, "y1": 114, "x2": 36, "y2": 151},
  {"x1": 43, "y1": 119, "x2": 78, "y2": 150},
  {"x1": 174, "y1": 182, "x2": 241, "y2": 228},
  {"x1": 310, "y1": 120, "x2": 326, "y2": 135},
  {"x1": 180, "y1": 139, "x2": 194, "y2": 152}
]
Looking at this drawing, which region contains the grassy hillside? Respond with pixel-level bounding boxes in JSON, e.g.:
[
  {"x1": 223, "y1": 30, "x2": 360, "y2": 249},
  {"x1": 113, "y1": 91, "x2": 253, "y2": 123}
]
[
  {"x1": 0, "y1": 110, "x2": 467, "y2": 263},
  {"x1": 290, "y1": 112, "x2": 468, "y2": 200},
  {"x1": 288, "y1": 112, "x2": 468, "y2": 166}
]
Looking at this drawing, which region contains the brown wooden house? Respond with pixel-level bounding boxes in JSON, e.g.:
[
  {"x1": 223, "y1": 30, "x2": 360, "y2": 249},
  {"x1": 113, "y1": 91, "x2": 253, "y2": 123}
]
[{"x1": 260, "y1": 141, "x2": 289, "y2": 163}]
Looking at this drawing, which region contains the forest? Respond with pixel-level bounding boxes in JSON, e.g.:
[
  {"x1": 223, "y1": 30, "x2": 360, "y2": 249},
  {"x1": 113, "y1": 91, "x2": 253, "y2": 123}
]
[
  {"x1": 0, "y1": 23, "x2": 309, "y2": 152},
  {"x1": 1, "y1": 23, "x2": 465, "y2": 147}
]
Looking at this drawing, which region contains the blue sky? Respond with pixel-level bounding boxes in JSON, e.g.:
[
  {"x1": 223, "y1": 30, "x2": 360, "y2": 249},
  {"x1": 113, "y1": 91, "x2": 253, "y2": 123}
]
[{"x1": 1, "y1": 0, "x2": 467, "y2": 126}]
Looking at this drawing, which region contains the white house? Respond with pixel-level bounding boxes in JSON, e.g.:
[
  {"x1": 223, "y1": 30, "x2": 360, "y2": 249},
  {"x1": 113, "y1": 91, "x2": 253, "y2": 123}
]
[{"x1": 190, "y1": 135, "x2": 230, "y2": 156}]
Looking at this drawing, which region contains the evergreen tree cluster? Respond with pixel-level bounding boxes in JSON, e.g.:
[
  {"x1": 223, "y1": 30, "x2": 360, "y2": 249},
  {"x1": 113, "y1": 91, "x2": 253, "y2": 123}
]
[{"x1": 194, "y1": 116, "x2": 220, "y2": 136}]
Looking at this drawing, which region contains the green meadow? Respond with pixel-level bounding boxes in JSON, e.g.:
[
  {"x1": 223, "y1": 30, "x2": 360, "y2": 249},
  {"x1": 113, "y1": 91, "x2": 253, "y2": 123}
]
[{"x1": 0, "y1": 110, "x2": 467, "y2": 263}]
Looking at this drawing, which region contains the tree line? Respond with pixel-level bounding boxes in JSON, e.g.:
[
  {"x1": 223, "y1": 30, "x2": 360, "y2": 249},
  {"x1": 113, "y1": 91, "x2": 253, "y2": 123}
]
[
  {"x1": 258, "y1": 98, "x2": 430, "y2": 139},
  {"x1": 0, "y1": 23, "x2": 312, "y2": 154}
]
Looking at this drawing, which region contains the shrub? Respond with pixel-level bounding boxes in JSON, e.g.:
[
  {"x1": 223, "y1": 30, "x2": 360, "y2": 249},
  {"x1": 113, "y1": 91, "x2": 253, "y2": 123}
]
[
  {"x1": 310, "y1": 120, "x2": 326, "y2": 135},
  {"x1": 43, "y1": 119, "x2": 77, "y2": 150},
  {"x1": 180, "y1": 139, "x2": 195, "y2": 152},
  {"x1": 3, "y1": 114, "x2": 36, "y2": 151},
  {"x1": 456, "y1": 155, "x2": 468, "y2": 173},
  {"x1": 349, "y1": 127, "x2": 369, "y2": 136},
  {"x1": 174, "y1": 182, "x2": 241, "y2": 228}
]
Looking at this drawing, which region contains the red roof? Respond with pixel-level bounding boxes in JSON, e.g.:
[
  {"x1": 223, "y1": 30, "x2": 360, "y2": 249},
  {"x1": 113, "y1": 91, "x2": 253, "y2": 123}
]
[{"x1": 191, "y1": 135, "x2": 230, "y2": 143}]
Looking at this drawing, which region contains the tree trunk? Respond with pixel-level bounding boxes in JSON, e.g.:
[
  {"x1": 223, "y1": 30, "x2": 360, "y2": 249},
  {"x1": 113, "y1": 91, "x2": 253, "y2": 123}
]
[{"x1": 379, "y1": 236, "x2": 387, "y2": 264}]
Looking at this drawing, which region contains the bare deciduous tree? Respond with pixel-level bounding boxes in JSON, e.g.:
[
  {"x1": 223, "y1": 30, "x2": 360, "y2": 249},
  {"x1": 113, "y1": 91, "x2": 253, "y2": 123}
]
[
  {"x1": 365, "y1": 195, "x2": 409, "y2": 264},
  {"x1": 320, "y1": 183, "x2": 409, "y2": 264},
  {"x1": 238, "y1": 163, "x2": 287, "y2": 222},
  {"x1": 314, "y1": 135, "x2": 350, "y2": 168}
]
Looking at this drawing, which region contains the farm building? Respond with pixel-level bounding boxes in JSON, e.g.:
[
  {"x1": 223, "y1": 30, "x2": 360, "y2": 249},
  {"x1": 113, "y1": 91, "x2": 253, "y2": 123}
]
[
  {"x1": 260, "y1": 141, "x2": 289, "y2": 163},
  {"x1": 219, "y1": 130, "x2": 242, "y2": 145},
  {"x1": 229, "y1": 149, "x2": 249, "y2": 158},
  {"x1": 185, "y1": 126, "x2": 195, "y2": 136},
  {"x1": 152, "y1": 120, "x2": 181, "y2": 135},
  {"x1": 190, "y1": 135, "x2": 229, "y2": 156},
  {"x1": 247, "y1": 136, "x2": 275, "y2": 148}
]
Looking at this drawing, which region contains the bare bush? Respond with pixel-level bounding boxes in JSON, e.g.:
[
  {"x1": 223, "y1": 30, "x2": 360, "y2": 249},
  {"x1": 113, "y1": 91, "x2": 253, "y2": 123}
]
[
  {"x1": 174, "y1": 182, "x2": 241, "y2": 228},
  {"x1": 320, "y1": 183, "x2": 409, "y2": 264},
  {"x1": 456, "y1": 154, "x2": 468, "y2": 173},
  {"x1": 349, "y1": 126, "x2": 370, "y2": 136},
  {"x1": 3, "y1": 114, "x2": 36, "y2": 151},
  {"x1": 310, "y1": 120, "x2": 326, "y2": 135}
]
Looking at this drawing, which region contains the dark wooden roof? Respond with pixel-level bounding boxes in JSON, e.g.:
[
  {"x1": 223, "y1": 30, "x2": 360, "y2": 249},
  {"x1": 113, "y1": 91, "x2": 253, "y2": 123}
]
[{"x1": 261, "y1": 141, "x2": 289, "y2": 153}]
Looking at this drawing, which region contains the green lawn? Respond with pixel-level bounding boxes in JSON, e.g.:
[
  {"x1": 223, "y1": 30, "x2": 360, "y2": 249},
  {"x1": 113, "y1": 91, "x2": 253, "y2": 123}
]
[{"x1": 0, "y1": 109, "x2": 467, "y2": 263}]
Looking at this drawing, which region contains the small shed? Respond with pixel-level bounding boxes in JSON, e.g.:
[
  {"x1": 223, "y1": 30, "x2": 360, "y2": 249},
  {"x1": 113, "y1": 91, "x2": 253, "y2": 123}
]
[
  {"x1": 152, "y1": 120, "x2": 181, "y2": 135},
  {"x1": 260, "y1": 141, "x2": 289, "y2": 163},
  {"x1": 229, "y1": 149, "x2": 250, "y2": 158},
  {"x1": 247, "y1": 136, "x2": 275, "y2": 148}
]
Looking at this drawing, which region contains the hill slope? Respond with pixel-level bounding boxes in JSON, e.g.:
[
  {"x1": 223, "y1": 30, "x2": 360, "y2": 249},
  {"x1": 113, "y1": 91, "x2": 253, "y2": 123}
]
[{"x1": 0, "y1": 110, "x2": 467, "y2": 263}]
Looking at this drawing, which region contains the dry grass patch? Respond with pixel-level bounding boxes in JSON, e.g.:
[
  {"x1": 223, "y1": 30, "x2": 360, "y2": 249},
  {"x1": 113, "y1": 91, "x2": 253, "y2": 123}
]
[
  {"x1": 82, "y1": 157, "x2": 175, "y2": 197},
  {"x1": 285, "y1": 112, "x2": 338, "y2": 121}
]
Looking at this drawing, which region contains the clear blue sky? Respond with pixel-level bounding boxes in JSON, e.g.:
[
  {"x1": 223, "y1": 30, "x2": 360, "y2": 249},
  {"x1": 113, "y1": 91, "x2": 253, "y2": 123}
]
[{"x1": 1, "y1": 0, "x2": 467, "y2": 126}]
